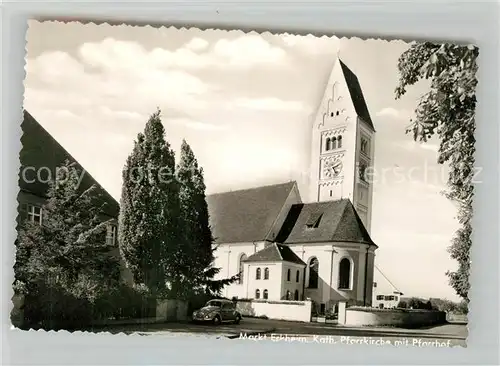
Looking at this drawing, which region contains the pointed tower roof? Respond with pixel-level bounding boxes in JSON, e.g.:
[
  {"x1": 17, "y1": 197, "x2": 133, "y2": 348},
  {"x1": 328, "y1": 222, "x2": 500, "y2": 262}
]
[{"x1": 338, "y1": 59, "x2": 375, "y2": 132}]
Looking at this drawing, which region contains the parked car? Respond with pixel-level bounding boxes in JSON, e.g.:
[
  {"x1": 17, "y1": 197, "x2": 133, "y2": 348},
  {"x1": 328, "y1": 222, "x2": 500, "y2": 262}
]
[{"x1": 192, "y1": 299, "x2": 242, "y2": 325}]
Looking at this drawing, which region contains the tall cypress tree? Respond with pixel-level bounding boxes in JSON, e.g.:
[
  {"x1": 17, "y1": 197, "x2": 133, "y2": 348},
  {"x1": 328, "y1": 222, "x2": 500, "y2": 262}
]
[
  {"x1": 118, "y1": 109, "x2": 179, "y2": 298},
  {"x1": 176, "y1": 140, "x2": 237, "y2": 298}
]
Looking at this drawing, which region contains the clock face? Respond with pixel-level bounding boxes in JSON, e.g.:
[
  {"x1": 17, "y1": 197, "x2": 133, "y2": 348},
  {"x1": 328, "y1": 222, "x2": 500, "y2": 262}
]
[{"x1": 324, "y1": 158, "x2": 343, "y2": 178}]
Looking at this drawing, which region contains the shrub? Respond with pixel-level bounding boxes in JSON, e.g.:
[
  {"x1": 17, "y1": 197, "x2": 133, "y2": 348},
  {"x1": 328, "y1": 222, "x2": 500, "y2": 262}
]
[
  {"x1": 21, "y1": 281, "x2": 95, "y2": 330},
  {"x1": 397, "y1": 300, "x2": 408, "y2": 308},
  {"x1": 95, "y1": 283, "x2": 156, "y2": 320}
]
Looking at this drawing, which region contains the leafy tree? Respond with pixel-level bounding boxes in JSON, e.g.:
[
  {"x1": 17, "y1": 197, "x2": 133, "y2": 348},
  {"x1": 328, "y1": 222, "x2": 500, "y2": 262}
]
[
  {"x1": 118, "y1": 109, "x2": 180, "y2": 298},
  {"x1": 395, "y1": 42, "x2": 478, "y2": 303},
  {"x1": 397, "y1": 300, "x2": 408, "y2": 309},
  {"x1": 14, "y1": 160, "x2": 121, "y2": 327},
  {"x1": 175, "y1": 140, "x2": 237, "y2": 299}
]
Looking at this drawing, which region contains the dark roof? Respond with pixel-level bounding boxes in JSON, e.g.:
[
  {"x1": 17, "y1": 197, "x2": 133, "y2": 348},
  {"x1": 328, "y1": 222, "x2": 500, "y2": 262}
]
[
  {"x1": 244, "y1": 243, "x2": 305, "y2": 265},
  {"x1": 275, "y1": 199, "x2": 376, "y2": 246},
  {"x1": 339, "y1": 60, "x2": 375, "y2": 132},
  {"x1": 206, "y1": 181, "x2": 297, "y2": 244},
  {"x1": 19, "y1": 110, "x2": 119, "y2": 217}
]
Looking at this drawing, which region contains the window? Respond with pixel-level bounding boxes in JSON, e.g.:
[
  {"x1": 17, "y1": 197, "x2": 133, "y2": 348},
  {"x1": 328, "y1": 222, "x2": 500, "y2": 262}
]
[
  {"x1": 106, "y1": 224, "x2": 117, "y2": 246},
  {"x1": 395, "y1": 296, "x2": 399, "y2": 301},
  {"x1": 331, "y1": 137, "x2": 337, "y2": 149},
  {"x1": 263, "y1": 289, "x2": 268, "y2": 299},
  {"x1": 264, "y1": 267, "x2": 269, "y2": 280},
  {"x1": 338, "y1": 258, "x2": 351, "y2": 290},
  {"x1": 376, "y1": 295, "x2": 384, "y2": 300},
  {"x1": 238, "y1": 254, "x2": 247, "y2": 284},
  {"x1": 337, "y1": 135, "x2": 342, "y2": 148},
  {"x1": 294, "y1": 290, "x2": 299, "y2": 300},
  {"x1": 325, "y1": 137, "x2": 332, "y2": 151},
  {"x1": 384, "y1": 295, "x2": 395, "y2": 301},
  {"x1": 22, "y1": 204, "x2": 43, "y2": 225},
  {"x1": 255, "y1": 289, "x2": 260, "y2": 299},
  {"x1": 360, "y1": 138, "x2": 369, "y2": 155},
  {"x1": 305, "y1": 212, "x2": 322, "y2": 229},
  {"x1": 373, "y1": 282, "x2": 377, "y2": 288},
  {"x1": 287, "y1": 268, "x2": 291, "y2": 281},
  {"x1": 256, "y1": 267, "x2": 261, "y2": 280},
  {"x1": 358, "y1": 162, "x2": 368, "y2": 182},
  {"x1": 296, "y1": 270, "x2": 300, "y2": 283},
  {"x1": 308, "y1": 258, "x2": 319, "y2": 289},
  {"x1": 359, "y1": 189, "x2": 364, "y2": 200},
  {"x1": 329, "y1": 190, "x2": 332, "y2": 197}
]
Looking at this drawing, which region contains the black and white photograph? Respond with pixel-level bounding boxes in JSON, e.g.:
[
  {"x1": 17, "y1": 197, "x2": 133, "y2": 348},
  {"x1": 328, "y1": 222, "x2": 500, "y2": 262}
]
[{"x1": 12, "y1": 20, "x2": 477, "y2": 348}]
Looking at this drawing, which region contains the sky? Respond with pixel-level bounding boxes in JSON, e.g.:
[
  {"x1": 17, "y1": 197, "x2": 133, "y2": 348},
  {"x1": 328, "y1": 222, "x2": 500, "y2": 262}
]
[{"x1": 24, "y1": 20, "x2": 461, "y2": 302}]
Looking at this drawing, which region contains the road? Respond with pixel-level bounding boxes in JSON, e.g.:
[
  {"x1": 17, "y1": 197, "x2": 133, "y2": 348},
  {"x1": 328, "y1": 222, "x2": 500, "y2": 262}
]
[{"x1": 89, "y1": 317, "x2": 467, "y2": 347}]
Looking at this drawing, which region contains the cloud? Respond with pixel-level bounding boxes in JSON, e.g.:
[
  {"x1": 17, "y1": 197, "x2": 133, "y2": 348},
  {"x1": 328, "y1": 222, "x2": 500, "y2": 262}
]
[
  {"x1": 281, "y1": 34, "x2": 340, "y2": 55},
  {"x1": 184, "y1": 37, "x2": 209, "y2": 52},
  {"x1": 168, "y1": 117, "x2": 228, "y2": 131},
  {"x1": 228, "y1": 97, "x2": 308, "y2": 112},
  {"x1": 376, "y1": 107, "x2": 400, "y2": 118},
  {"x1": 212, "y1": 35, "x2": 287, "y2": 67},
  {"x1": 78, "y1": 36, "x2": 287, "y2": 72},
  {"x1": 394, "y1": 140, "x2": 440, "y2": 153}
]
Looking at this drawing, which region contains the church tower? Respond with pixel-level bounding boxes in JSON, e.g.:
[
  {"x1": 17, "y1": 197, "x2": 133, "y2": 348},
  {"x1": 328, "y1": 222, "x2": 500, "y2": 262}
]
[{"x1": 308, "y1": 58, "x2": 376, "y2": 233}]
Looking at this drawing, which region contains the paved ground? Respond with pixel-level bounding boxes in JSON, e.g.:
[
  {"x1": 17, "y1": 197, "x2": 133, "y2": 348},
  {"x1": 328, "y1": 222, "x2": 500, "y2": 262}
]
[{"x1": 89, "y1": 317, "x2": 467, "y2": 347}]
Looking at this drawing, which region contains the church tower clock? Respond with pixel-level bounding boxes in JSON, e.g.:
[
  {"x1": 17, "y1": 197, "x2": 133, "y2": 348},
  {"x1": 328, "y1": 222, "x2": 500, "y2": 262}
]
[{"x1": 308, "y1": 58, "x2": 376, "y2": 234}]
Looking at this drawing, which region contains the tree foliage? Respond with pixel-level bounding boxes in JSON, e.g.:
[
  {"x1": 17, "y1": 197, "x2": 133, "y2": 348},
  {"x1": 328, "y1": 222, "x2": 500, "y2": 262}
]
[
  {"x1": 14, "y1": 160, "x2": 122, "y2": 328},
  {"x1": 15, "y1": 160, "x2": 121, "y2": 296},
  {"x1": 118, "y1": 109, "x2": 180, "y2": 297},
  {"x1": 395, "y1": 42, "x2": 478, "y2": 303},
  {"x1": 175, "y1": 140, "x2": 238, "y2": 299}
]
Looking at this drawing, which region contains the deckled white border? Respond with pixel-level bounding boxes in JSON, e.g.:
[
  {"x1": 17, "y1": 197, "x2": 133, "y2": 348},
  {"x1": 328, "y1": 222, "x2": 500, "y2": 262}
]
[{"x1": 2, "y1": 0, "x2": 499, "y2": 364}]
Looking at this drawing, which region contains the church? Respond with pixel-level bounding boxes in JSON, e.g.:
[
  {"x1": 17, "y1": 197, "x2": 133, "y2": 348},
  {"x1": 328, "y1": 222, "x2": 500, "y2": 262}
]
[
  {"x1": 18, "y1": 57, "x2": 380, "y2": 315},
  {"x1": 209, "y1": 58, "x2": 378, "y2": 313}
]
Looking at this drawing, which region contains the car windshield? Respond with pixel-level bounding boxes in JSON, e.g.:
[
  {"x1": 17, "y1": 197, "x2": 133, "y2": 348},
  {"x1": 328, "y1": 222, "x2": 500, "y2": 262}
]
[{"x1": 205, "y1": 300, "x2": 224, "y2": 307}]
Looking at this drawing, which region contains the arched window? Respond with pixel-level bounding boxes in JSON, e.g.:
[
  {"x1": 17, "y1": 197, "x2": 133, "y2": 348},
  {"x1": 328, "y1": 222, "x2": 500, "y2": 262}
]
[
  {"x1": 286, "y1": 290, "x2": 292, "y2": 300},
  {"x1": 238, "y1": 254, "x2": 247, "y2": 284},
  {"x1": 264, "y1": 267, "x2": 269, "y2": 280},
  {"x1": 337, "y1": 135, "x2": 343, "y2": 148},
  {"x1": 326, "y1": 137, "x2": 331, "y2": 151},
  {"x1": 338, "y1": 258, "x2": 352, "y2": 290},
  {"x1": 263, "y1": 289, "x2": 268, "y2": 299},
  {"x1": 256, "y1": 267, "x2": 261, "y2": 280},
  {"x1": 255, "y1": 289, "x2": 260, "y2": 299},
  {"x1": 331, "y1": 137, "x2": 337, "y2": 149},
  {"x1": 308, "y1": 257, "x2": 319, "y2": 289},
  {"x1": 296, "y1": 270, "x2": 300, "y2": 283},
  {"x1": 294, "y1": 290, "x2": 299, "y2": 300},
  {"x1": 287, "y1": 268, "x2": 291, "y2": 281}
]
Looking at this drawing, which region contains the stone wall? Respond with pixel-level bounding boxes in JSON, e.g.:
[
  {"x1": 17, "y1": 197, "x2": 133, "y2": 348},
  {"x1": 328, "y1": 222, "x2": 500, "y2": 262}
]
[
  {"x1": 156, "y1": 299, "x2": 188, "y2": 322},
  {"x1": 236, "y1": 299, "x2": 312, "y2": 322},
  {"x1": 340, "y1": 305, "x2": 447, "y2": 328}
]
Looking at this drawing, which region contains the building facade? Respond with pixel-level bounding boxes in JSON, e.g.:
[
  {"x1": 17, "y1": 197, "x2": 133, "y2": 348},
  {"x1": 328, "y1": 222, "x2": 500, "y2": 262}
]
[
  {"x1": 211, "y1": 58, "x2": 379, "y2": 314},
  {"x1": 17, "y1": 110, "x2": 133, "y2": 284}
]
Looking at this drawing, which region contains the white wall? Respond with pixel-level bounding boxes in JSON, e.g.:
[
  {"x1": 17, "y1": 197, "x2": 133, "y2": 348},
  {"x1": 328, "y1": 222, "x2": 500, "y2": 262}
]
[
  {"x1": 236, "y1": 299, "x2": 312, "y2": 322},
  {"x1": 287, "y1": 242, "x2": 373, "y2": 311},
  {"x1": 308, "y1": 61, "x2": 359, "y2": 204},
  {"x1": 372, "y1": 265, "x2": 403, "y2": 308},
  {"x1": 212, "y1": 241, "x2": 267, "y2": 299},
  {"x1": 280, "y1": 262, "x2": 305, "y2": 300},
  {"x1": 245, "y1": 262, "x2": 283, "y2": 300}
]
